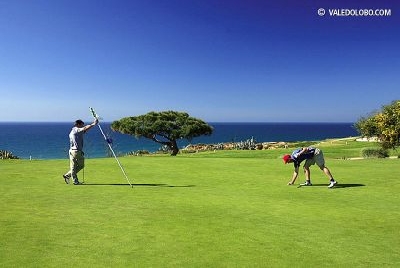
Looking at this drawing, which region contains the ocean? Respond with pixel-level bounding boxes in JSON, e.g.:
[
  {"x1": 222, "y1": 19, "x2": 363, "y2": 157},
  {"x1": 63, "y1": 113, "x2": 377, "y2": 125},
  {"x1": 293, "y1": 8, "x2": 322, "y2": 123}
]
[{"x1": 0, "y1": 122, "x2": 359, "y2": 159}]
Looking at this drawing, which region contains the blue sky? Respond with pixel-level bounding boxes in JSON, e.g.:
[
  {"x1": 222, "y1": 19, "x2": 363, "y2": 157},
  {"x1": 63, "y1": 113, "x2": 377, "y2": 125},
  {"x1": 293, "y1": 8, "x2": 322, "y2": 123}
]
[{"x1": 0, "y1": 0, "x2": 398, "y2": 122}]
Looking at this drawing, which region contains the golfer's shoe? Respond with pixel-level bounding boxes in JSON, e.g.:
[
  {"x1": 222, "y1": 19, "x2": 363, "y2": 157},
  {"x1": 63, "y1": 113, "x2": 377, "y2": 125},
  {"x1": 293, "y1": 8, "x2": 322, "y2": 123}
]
[
  {"x1": 300, "y1": 181, "x2": 312, "y2": 186},
  {"x1": 328, "y1": 180, "x2": 337, "y2": 189},
  {"x1": 73, "y1": 181, "x2": 82, "y2": 185},
  {"x1": 63, "y1": 174, "x2": 70, "y2": 184}
]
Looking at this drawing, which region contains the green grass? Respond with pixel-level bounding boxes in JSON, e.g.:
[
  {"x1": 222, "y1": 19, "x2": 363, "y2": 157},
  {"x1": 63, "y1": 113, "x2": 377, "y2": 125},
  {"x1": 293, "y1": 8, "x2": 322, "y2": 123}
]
[{"x1": 1, "y1": 141, "x2": 400, "y2": 267}]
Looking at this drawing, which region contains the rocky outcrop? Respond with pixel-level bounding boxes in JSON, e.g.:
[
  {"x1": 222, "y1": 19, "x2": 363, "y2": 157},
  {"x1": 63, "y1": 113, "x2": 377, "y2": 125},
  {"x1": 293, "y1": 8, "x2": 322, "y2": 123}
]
[{"x1": 182, "y1": 138, "x2": 288, "y2": 152}]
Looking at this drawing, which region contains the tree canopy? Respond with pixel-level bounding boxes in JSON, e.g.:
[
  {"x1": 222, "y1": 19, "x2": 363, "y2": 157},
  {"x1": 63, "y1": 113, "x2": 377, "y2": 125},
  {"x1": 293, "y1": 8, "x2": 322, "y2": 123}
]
[
  {"x1": 355, "y1": 100, "x2": 400, "y2": 149},
  {"x1": 111, "y1": 111, "x2": 213, "y2": 156}
]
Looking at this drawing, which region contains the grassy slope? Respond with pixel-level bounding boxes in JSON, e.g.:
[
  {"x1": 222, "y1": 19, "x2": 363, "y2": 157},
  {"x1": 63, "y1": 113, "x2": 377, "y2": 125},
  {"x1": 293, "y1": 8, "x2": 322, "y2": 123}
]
[{"x1": 1, "y1": 140, "x2": 399, "y2": 267}]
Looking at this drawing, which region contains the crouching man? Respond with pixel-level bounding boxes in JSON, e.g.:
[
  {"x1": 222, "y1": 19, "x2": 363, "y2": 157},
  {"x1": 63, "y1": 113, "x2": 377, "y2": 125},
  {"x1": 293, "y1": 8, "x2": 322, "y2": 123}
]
[{"x1": 283, "y1": 147, "x2": 337, "y2": 188}]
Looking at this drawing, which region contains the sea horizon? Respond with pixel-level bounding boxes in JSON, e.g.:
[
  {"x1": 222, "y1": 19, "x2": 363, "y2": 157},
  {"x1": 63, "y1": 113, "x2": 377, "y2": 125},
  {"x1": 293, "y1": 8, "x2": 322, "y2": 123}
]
[
  {"x1": 0, "y1": 121, "x2": 357, "y2": 124},
  {"x1": 0, "y1": 122, "x2": 359, "y2": 159}
]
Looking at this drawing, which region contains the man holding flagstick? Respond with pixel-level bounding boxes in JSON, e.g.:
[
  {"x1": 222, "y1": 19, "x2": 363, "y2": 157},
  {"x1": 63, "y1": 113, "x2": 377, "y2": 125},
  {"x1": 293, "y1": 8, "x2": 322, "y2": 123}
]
[{"x1": 63, "y1": 118, "x2": 98, "y2": 185}]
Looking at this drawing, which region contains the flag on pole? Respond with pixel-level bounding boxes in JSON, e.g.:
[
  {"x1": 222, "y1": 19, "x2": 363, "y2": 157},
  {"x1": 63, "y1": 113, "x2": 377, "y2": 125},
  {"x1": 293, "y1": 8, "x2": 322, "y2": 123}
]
[{"x1": 90, "y1": 107, "x2": 133, "y2": 187}]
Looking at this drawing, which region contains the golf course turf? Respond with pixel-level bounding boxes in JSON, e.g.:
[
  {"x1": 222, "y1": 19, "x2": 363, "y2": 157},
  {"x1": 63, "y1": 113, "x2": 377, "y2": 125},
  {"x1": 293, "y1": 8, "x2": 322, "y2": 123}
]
[{"x1": 1, "y1": 139, "x2": 399, "y2": 267}]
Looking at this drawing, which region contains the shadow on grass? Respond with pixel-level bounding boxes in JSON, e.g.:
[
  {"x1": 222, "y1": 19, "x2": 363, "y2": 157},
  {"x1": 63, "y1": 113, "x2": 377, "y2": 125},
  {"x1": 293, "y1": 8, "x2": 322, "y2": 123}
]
[
  {"x1": 299, "y1": 183, "x2": 365, "y2": 188},
  {"x1": 333, "y1": 183, "x2": 366, "y2": 188},
  {"x1": 80, "y1": 183, "x2": 195, "y2": 188}
]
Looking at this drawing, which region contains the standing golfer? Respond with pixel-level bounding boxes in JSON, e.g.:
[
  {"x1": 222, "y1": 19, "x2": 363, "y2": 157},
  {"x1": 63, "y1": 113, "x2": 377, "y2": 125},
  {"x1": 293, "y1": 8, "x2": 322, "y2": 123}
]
[
  {"x1": 283, "y1": 147, "x2": 337, "y2": 188},
  {"x1": 63, "y1": 118, "x2": 98, "y2": 185}
]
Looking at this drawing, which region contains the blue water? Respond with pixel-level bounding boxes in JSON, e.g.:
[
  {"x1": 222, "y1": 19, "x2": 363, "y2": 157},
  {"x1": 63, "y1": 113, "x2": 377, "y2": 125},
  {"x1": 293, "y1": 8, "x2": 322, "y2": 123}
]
[{"x1": 0, "y1": 122, "x2": 358, "y2": 159}]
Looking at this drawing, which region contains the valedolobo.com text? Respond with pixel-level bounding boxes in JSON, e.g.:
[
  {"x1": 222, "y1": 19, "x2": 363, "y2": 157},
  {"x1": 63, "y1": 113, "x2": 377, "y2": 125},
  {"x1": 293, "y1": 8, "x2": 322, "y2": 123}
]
[{"x1": 318, "y1": 8, "x2": 392, "y2": 17}]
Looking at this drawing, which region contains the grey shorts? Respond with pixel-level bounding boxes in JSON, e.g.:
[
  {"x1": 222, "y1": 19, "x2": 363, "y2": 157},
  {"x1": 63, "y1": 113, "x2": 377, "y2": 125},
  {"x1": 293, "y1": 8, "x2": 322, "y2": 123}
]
[{"x1": 304, "y1": 148, "x2": 325, "y2": 169}]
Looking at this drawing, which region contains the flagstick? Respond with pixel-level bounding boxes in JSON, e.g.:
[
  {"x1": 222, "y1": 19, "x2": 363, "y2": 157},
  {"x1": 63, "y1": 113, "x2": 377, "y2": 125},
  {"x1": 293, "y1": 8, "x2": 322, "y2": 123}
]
[{"x1": 90, "y1": 107, "x2": 133, "y2": 187}]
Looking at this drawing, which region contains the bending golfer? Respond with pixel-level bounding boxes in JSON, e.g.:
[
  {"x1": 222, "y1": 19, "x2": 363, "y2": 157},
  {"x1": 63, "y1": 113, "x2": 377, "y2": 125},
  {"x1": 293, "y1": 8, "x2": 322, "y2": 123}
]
[
  {"x1": 63, "y1": 118, "x2": 98, "y2": 185},
  {"x1": 283, "y1": 147, "x2": 337, "y2": 188}
]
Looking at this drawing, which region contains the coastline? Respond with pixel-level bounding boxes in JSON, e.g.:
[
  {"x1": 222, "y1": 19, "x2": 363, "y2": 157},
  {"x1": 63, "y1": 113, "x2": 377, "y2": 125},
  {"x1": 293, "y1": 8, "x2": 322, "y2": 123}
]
[
  {"x1": 0, "y1": 122, "x2": 359, "y2": 159},
  {"x1": 182, "y1": 140, "x2": 290, "y2": 152}
]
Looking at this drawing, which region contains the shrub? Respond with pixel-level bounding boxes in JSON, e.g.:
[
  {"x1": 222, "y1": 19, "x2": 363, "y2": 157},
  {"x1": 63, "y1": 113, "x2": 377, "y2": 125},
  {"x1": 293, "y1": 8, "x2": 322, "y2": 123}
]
[
  {"x1": 0, "y1": 150, "x2": 19, "y2": 159},
  {"x1": 180, "y1": 149, "x2": 197, "y2": 154},
  {"x1": 126, "y1": 150, "x2": 150, "y2": 156},
  {"x1": 361, "y1": 148, "x2": 389, "y2": 158}
]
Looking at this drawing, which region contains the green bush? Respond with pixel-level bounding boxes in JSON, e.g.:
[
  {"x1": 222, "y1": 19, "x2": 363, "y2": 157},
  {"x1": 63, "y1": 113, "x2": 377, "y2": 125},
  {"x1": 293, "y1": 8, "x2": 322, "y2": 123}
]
[
  {"x1": 0, "y1": 150, "x2": 19, "y2": 159},
  {"x1": 126, "y1": 150, "x2": 150, "y2": 156},
  {"x1": 361, "y1": 148, "x2": 389, "y2": 158},
  {"x1": 180, "y1": 149, "x2": 197, "y2": 154}
]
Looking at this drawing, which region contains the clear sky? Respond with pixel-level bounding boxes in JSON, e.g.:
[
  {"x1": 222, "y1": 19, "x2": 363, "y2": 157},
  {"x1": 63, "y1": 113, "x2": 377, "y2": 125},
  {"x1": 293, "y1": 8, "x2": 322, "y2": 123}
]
[{"x1": 0, "y1": 0, "x2": 398, "y2": 122}]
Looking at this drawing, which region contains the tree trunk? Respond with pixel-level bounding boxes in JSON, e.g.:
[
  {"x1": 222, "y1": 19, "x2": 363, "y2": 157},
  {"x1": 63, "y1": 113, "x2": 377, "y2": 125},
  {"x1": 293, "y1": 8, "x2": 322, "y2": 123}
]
[
  {"x1": 149, "y1": 135, "x2": 180, "y2": 156},
  {"x1": 170, "y1": 140, "x2": 179, "y2": 156}
]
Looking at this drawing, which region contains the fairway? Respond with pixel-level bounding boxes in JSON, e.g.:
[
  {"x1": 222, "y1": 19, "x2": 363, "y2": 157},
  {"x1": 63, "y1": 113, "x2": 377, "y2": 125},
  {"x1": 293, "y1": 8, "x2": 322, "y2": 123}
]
[{"x1": 1, "y1": 147, "x2": 399, "y2": 267}]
